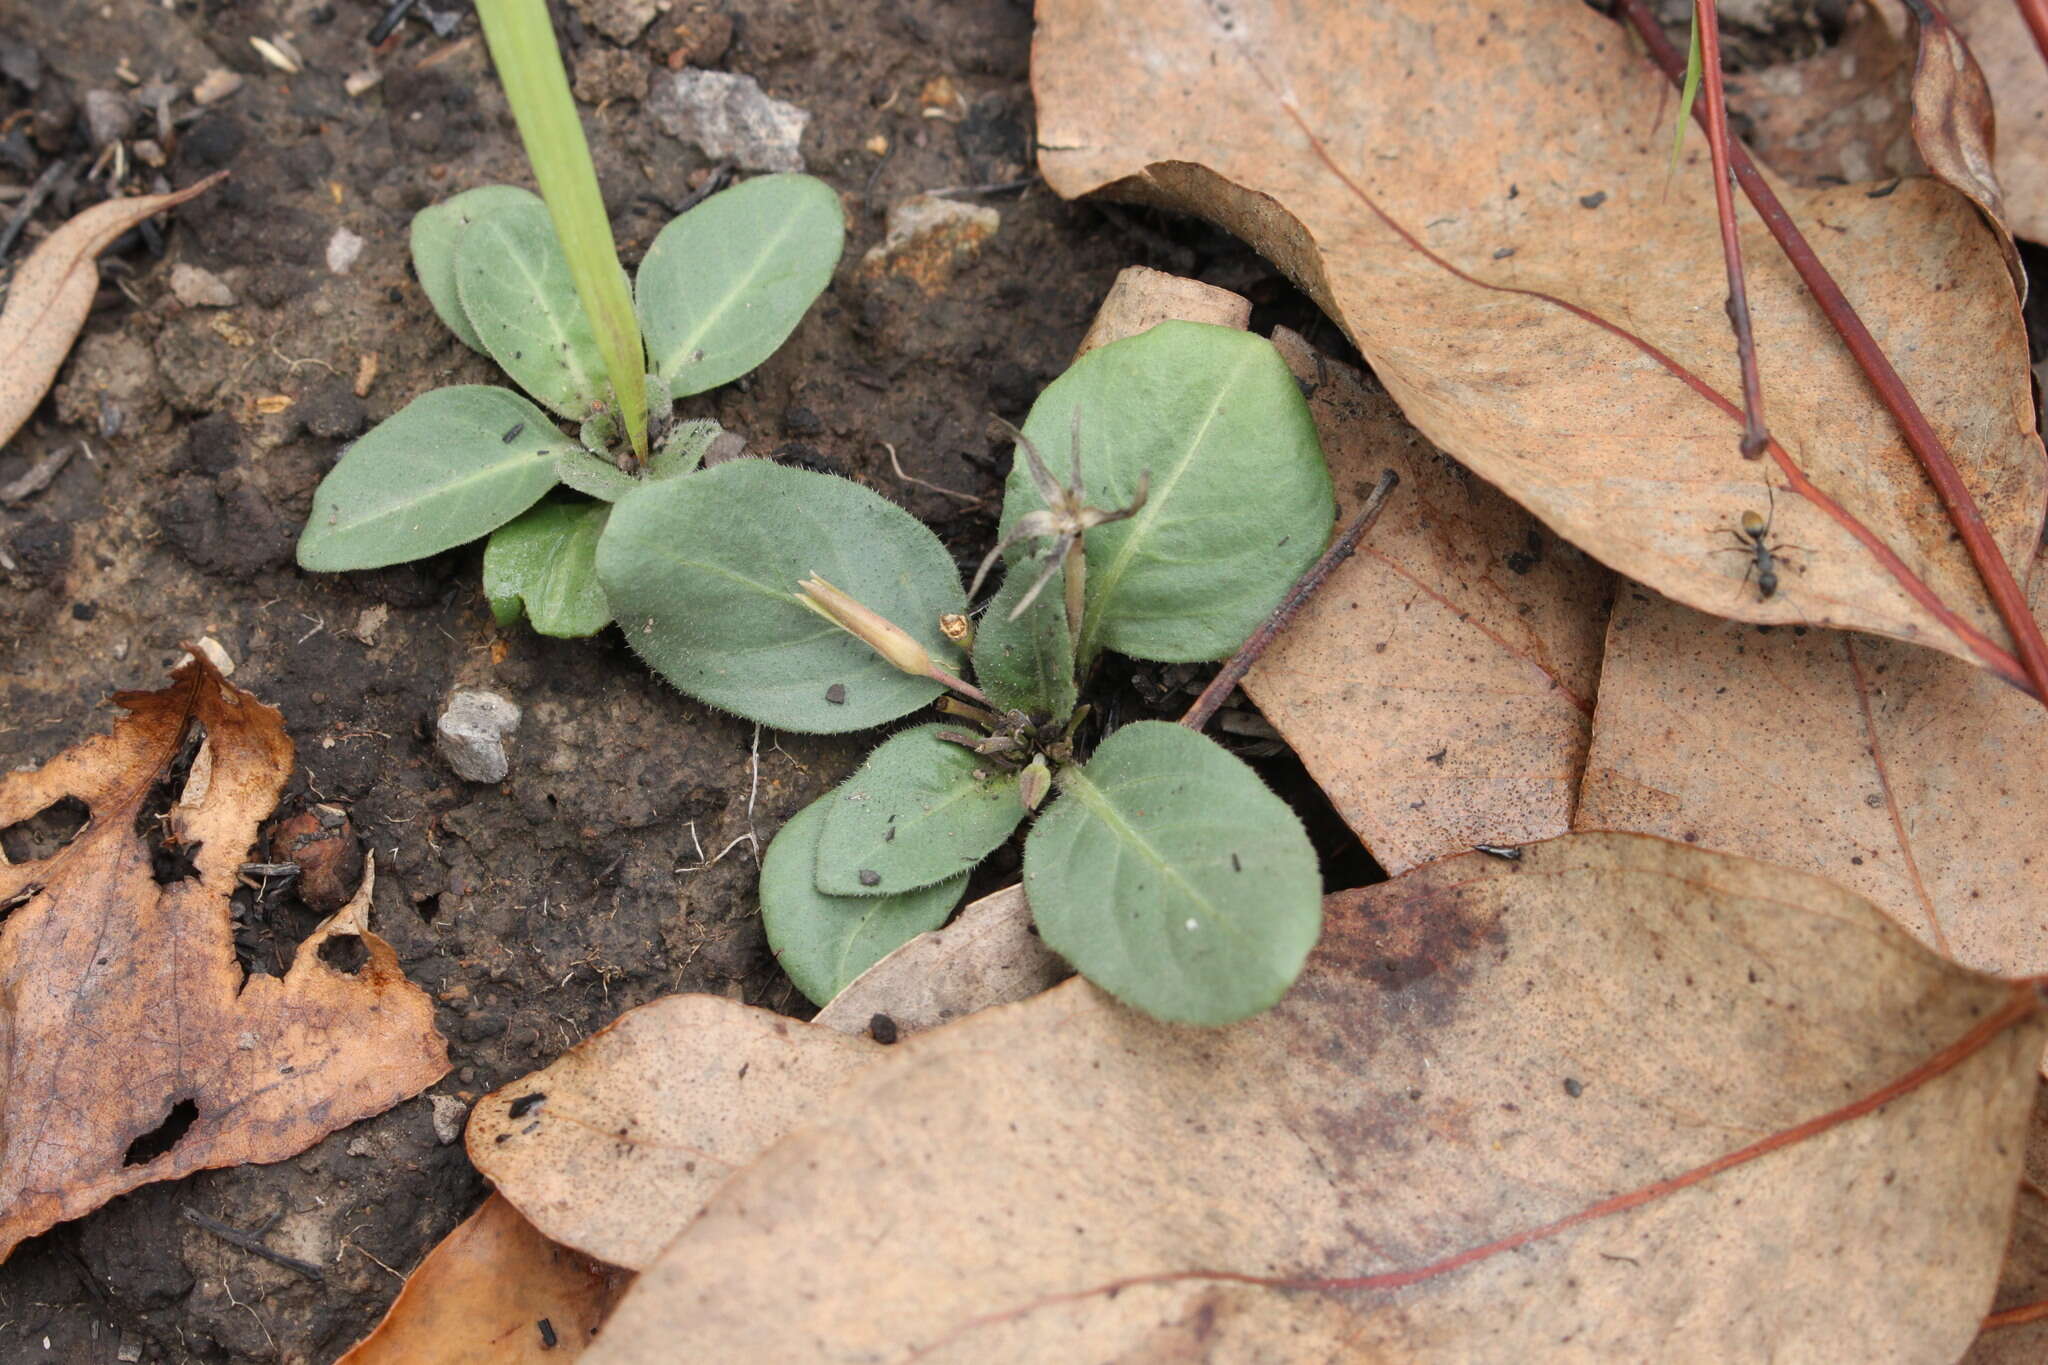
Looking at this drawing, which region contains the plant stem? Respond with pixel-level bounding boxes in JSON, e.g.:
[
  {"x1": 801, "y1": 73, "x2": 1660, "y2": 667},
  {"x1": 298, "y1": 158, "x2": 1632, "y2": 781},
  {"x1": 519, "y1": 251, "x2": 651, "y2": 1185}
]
[
  {"x1": 1062, "y1": 536, "x2": 1087, "y2": 661},
  {"x1": 1692, "y1": 0, "x2": 1769, "y2": 460},
  {"x1": 1181, "y1": 470, "x2": 1398, "y2": 733},
  {"x1": 2017, "y1": 0, "x2": 2048, "y2": 69},
  {"x1": 475, "y1": 0, "x2": 649, "y2": 462},
  {"x1": 1620, "y1": 0, "x2": 2048, "y2": 707}
]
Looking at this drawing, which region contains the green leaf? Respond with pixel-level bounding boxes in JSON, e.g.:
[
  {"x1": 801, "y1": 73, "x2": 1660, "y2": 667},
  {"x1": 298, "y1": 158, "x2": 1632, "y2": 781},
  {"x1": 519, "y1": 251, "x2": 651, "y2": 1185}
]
[
  {"x1": 814, "y1": 725, "x2": 1023, "y2": 896},
  {"x1": 761, "y1": 793, "x2": 968, "y2": 1007},
  {"x1": 596, "y1": 459, "x2": 966, "y2": 733},
  {"x1": 1672, "y1": 11, "x2": 1703, "y2": 170},
  {"x1": 409, "y1": 185, "x2": 541, "y2": 353},
  {"x1": 455, "y1": 198, "x2": 607, "y2": 420},
  {"x1": 483, "y1": 498, "x2": 611, "y2": 636},
  {"x1": 636, "y1": 174, "x2": 844, "y2": 397},
  {"x1": 555, "y1": 450, "x2": 638, "y2": 501},
  {"x1": 297, "y1": 386, "x2": 572, "y2": 572},
  {"x1": 971, "y1": 551, "x2": 1077, "y2": 722},
  {"x1": 649, "y1": 418, "x2": 726, "y2": 480},
  {"x1": 1022, "y1": 720, "x2": 1321, "y2": 1026},
  {"x1": 998, "y1": 322, "x2": 1334, "y2": 667}
]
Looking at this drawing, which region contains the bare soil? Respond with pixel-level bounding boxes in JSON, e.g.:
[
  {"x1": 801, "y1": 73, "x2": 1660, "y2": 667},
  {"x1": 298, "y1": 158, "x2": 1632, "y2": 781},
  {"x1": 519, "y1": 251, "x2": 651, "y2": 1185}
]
[{"x1": 0, "y1": 0, "x2": 1361, "y2": 1359}]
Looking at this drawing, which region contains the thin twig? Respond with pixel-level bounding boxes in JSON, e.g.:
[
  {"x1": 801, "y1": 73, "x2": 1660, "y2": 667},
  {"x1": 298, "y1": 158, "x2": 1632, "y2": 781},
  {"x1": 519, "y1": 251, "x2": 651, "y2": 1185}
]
[
  {"x1": 1983, "y1": 1295, "x2": 2048, "y2": 1332},
  {"x1": 0, "y1": 157, "x2": 72, "y2": 267},
  {"x1": 1182, "y1": 470, "x2": 1398, "y2": 732},
  {"x1": 1692, "y1": 0, "x2": 1769, "y2": 460},
  {"x1": 2015, "y1": 0, "x2": 2048, "y2": 70},
  {"x1": 181, "y1": 1208, "x2": 325, "y2": 1281},
  {"x1": 882, "y1": 439, "x2": 983, "y2": 506},
  {"x1": 1620, "y1": 0, "x2": 2048, "y2": 707}
]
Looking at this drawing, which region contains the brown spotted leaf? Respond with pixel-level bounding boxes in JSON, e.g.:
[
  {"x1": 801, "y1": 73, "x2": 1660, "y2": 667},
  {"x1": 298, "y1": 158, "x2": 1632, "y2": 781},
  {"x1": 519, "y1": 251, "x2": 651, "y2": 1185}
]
[
  {"x1": 0, "y1": 656, "x2": 446, "y2": 1258},
  {"x1": 1033, "y1": 0, "x2": 2045, "y2": 680},
  {"x1": 0, "y1": 173, "x2": 225, "y2": 451},
  {"x1": 1964, "y1": 1081, "x2": 2048, "y2": 1361},
  {"x1": 338, "y1": 1194, "x2": 629, "y2": 1364},
  {"x1": 1576, "y1": 548, "x2": 2048, "y2": 980},
  {"x1": 586, "y1": 834, "x2": 2041, "y2": 1363}
]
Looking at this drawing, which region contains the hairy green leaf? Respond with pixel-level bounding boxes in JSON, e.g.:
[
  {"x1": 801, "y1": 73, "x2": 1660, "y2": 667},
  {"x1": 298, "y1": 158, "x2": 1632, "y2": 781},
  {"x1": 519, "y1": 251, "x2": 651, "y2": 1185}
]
[
  {"x1": 456, "y1": 198, "x2": 607, "y2": 419},
  {"x1": 1023, "y1": 720, "x2": 1321, "y2": 1025},
  {"x1": 971, "y1": 552, "x2": 1077, "y2": 721},
  {"x1": 815, "y1": 725, "x2": 1023, "y2": 897},
  {"x1": 761, "y1": 793, "x2": 968, "y2": 1007},
  {"x1": 297, "y1": 386, "x2": 572, "y2": 572},
  {"x1": 649, "y1": 418, "x2": 726, "y2": 480},
  {"x1": 409, "y1": 184, "x2": 541, "y2": 353},
  {"x1": 596, "y1": 459, "x2": 966, "y2": 733},
  {"x1": 999, "y1": 322, "x2": 1333, "y2": 667},
  {"x1": 483, "y1": 498, "x2": 611, "y2": 637},
  {"x1": 555, "y1": 450, "x2": 638, "y2": 501},
  {"x1": 636, "y1": 174, "x2": 844, "y2": 397}
]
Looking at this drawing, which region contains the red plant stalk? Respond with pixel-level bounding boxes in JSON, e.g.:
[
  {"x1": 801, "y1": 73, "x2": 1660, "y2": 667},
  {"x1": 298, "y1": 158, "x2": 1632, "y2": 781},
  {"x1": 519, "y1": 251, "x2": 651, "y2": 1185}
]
[
  {"x1": 1619, "y1": 0, "x2": 2048, "y2": 706},
  {"x1": 2017, "y1": 0, "x2": 2048, "y2": 70},
  {"x1": 1693, "y1": 0, "x2": 1770, "y2": 459}
]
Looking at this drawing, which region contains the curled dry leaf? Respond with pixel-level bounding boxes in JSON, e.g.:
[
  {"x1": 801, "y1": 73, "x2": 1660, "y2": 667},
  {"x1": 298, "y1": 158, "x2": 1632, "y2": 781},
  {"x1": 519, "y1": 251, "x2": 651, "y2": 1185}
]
[
  {"x1": 1243, "y1": 329, "x2": 1611, "y2": 874},
  {"x1": 338, "y1": 1194, "x2": 629, "y2": 1364},
  {"x1": 1895, "y1": 0, "x2": 2023, "y2": 297},
  {"x1": 0, "y1": 656, "x2": 446, "y2": 1257},
  {"x1": 586, "y1": 834, "x2": 2043, "y2": 1364},
  {"x1": 0, "y1": 172, "x2": 226, "y2": 451},
  {"x1": 1032, "y1": 0, "x2": 2045, "y2": 678},
  {"x1": 1964, "y1": 1082, "x2": 2048, "y2": 1362},
  {"x1": 1576, "y1": 549, "x2": 2048, "y2": 981},
  {"x1": 470, "y1": 885, "x2": 1059, "y2": 1271}
]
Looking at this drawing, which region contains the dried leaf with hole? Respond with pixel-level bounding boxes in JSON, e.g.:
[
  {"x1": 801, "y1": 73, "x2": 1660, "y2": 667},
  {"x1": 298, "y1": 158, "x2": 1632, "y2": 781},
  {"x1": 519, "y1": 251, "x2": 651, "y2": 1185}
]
[
  {"x1": 1243, "y1": 329, "x2": 1611, "y2": 874},
  {"x1": 338, "y1": 1194, "x2": 628, "y2": 1364},
  {"x1": 470, "y1": 884, "x2": 1058, "y2": 1270},
  {"x1": 586, "y1": 833, "x2": 2042, "y2": 1363},
  {"x1": 0, "y1": 656, "x2": 447, "y2": 1258},
  {"x1": 1033, "y1": 0, "x2": 2045, "y2": 678},
  {"x1": 0, "y1": 173, "x2": 225, "y2": 451},
  {"x1": 1576, "y1": 550, "x2": 2048, "y2": 982}
]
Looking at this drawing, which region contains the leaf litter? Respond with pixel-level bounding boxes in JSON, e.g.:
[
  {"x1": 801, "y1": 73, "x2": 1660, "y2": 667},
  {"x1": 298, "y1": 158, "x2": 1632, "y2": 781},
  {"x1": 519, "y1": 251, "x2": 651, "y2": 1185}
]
[{"x1": 0, "y1": 654, "x2": 446, "y2": 1257}]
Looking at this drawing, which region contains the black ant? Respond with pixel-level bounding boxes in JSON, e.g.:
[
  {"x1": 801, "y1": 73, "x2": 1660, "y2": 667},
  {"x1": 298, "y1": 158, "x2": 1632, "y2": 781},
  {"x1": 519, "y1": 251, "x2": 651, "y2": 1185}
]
[{"x1": 1714, "y1": 483, "x2": 1810, "y2": 601}]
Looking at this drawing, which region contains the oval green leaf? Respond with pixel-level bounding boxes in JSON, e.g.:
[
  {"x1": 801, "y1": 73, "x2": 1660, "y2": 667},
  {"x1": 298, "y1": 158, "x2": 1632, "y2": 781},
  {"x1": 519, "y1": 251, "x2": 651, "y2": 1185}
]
[
  {"x1": 555, "y1": 450, "x2": 638, "y2": 502},
  {"x1": 761, "y1": 793, "x2": 968, "y2": 1007},
  {"x1": 815, "y1": 725, "x2": 1024, "y2": 897},
  {"x1": 409, "y1": 184, "x2": 542, "y2": 353},
  {"x1": 1022, "y1": 720, "x2": 1321, "y2": 1026},
  {"x1": 483, "y1": 498, "x2": 611, "y2": 637},
  {"x1": 455, "y1": 199, "x2": 607, "y2": 419},
  {"x1": 297, "y1": 386, "x2": 573, "y2": 572},
  {"x1": 596, "y1": 459, "x2": 966, "y2": 733},
  {"x1": 999, "y1": 322, "x2": 1334, "y2": 666},
  {"x1": 971, "y1": 552, "x2": 1078, "y2": 722},
  {"x1": 635, "y1": 173, "x2": 844, "y2": 397}
]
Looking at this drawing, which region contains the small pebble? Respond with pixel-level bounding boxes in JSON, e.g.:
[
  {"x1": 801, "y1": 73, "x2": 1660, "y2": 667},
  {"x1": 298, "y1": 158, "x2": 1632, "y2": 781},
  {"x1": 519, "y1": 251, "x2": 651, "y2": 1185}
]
[{"x1": 437, "y1": 689, "x2": 522, "y2": 783}]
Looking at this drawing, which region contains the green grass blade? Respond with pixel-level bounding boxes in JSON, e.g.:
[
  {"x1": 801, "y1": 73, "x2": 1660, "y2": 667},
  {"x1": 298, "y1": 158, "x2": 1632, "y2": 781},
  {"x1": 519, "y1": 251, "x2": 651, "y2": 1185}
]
[{"x1": 1671, "y1": 8, "x2": 1703, "y2": 171}]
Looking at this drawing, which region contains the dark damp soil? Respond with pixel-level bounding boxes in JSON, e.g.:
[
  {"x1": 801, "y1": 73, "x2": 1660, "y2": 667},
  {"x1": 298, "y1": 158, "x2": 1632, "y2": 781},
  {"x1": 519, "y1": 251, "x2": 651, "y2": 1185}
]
[{"x1": 0, "y1": 0, "x2": 1363, "y2": 1359}]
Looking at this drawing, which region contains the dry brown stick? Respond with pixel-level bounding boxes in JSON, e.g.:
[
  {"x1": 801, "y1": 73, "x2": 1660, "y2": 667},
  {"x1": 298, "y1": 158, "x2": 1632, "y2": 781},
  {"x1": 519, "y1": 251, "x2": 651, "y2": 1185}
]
[
  {"x1": 1181, "y1": 469, "x2": 1398, "y2": 733},
  {"x1": 2016, "y1": 0, "x2": 2048, "y2": 69},
  {"x1": 181, "y1": 1207, "x2": 326, "y2": 1281},
  {"x1": 1692, "y1": 0, "x2": 1769, "y2": 459}
]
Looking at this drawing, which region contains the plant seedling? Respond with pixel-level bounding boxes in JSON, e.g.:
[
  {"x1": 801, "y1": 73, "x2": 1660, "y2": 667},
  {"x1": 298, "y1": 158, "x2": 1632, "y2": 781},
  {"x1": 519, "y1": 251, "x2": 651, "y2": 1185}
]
[
  {"x1": 611, "y1": 321, "x2": 1337, "y2": 1025},
  {"x1": 294, "y1": 0, "x2": 844, "y2": 642}
]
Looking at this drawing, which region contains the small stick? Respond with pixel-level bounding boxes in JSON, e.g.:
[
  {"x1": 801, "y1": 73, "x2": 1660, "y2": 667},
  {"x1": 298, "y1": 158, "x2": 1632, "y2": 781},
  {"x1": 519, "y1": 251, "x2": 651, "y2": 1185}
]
[
  {"x1": 181, "y1": 1208, "x2": 325, "y2": 1281},
  {"x1": 2016, "y1": 0, "x2": 2048, "y2": 71},
  {"x1": 1982, "y1": 1295, "x2": 2048, "y2": 1332},
  {"x1": 1692, "y1": 0, "x2": 1770, "y2": 460},
  {"x1": 0, "y1": 157, "x2": 72, "y2": 267},
  {"x1": 1182, "y1": 469, "x2": 1398, "y2": 733}
]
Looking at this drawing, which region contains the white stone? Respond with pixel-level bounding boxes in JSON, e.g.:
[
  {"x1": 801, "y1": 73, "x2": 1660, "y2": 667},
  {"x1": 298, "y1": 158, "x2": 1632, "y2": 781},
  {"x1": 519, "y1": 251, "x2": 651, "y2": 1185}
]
[
  {"x1": 326, "y1": 226, "x2": 365, "y2": 276},
  {"x1": 169, "y1": 263, "x2": 235, "y2": 308},
  {"x1": 428, "y1": 1094, "x2": 468, "y2": 1146},
  {"x1": 437, "y1": 689, "x2": 522, "y2": 783},
  {"x1": 649, "y1": 69, "x2": 809, "y2": 173}
]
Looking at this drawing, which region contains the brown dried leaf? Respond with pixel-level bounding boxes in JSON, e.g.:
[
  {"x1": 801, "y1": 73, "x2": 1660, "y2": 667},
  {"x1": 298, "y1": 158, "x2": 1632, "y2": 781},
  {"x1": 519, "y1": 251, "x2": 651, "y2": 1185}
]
[
  {"x1": 0, "y1": 656, "x2": 446, "y2": 1258},
  {"x1": 471, "y1": 884, "x2": 1060, "y2": 1270},
  {"x1": 1033, "y1": 0, "x2": 2045, "y2": 677},
  {"x1": 1900, "y1": 0, "x2": 2024, "y2": 296},
  {"x1": 0, "y1": 173, "x2": 225, "y2": 451},
  {"x1": 1727, "y1": 10, "x2": 1916, "y2": 187},
  {"x1": 1243, "y1": 329, "x2": 1611, "y2": 873},
  {"x1": 1576, "y1": 548, "x2": 2048, "y2": 980},
  {"x1": 338, "y1": 1194, "x2": 629, "y2": 1364},
  {"x1": 588, "y1": 834, "x2": 2043, "y2": 1363},
  {"x1": 1965, "y1": 1083, "x2": 2048, "y2": 1362}
]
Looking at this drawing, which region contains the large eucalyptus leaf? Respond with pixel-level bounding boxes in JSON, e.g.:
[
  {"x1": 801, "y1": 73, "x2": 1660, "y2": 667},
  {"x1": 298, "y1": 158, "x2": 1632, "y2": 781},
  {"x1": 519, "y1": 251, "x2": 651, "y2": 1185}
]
[
  {"x1": 483, "y1": 499, "x2": 611, "y2": 637},
  {"x1": 760, "y1": 793, "x2": 969, "y2": 1007},
  {"x1": 971, "y1": 552, "x2": 1078, "y2": 721},
  {"x1": 999, "y1": 322, "x2": 1333, "y2": 666},
  {"x1": 409, "y1": 184, "x2": 541, "y2": 353},
  {"x1": 1022, "y1": 720, "x2": 1321, "y2": 1025},
  {"x1": 456, "y1": 199, "x2": 607, "y2": 420},
  {"x1": 635, "y1": 174, "x2": 844, "y2": 397},
  {"x1": 814, "y1": 725, "x2": 1023, "y2": 897},
  {"x1": 596, "y1": 459, "x2": 966, "y2": 733},
  {"x1": 296, "y1": 386, "x2": 572, "y2": 572}
]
